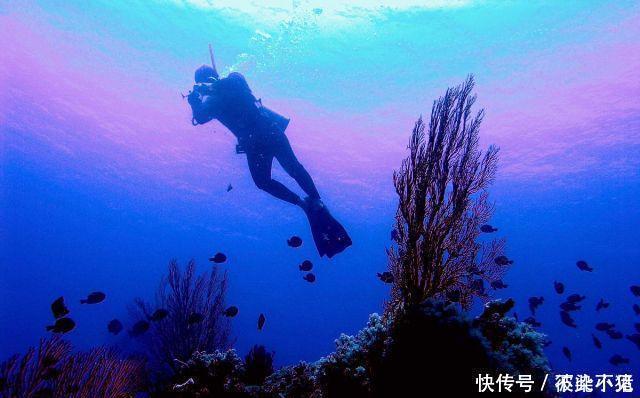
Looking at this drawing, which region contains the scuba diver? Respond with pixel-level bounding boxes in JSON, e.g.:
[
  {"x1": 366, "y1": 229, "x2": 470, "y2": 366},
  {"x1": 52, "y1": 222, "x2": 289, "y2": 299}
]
[{"x1": 186, "y1": 45, "x2": 351, "y2": 258}]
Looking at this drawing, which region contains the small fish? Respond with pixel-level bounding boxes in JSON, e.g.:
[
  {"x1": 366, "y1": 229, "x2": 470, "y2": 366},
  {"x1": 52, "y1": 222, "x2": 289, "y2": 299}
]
[
  {"x1": 566, "y1": 294, "x2": 586, "y2": 303},
  {"x1": 633, "y1": 304, "x2": 640, "y2": 316},
  {"x1": 377, "y1": 272, "x2": 394, "y2": 284},
  {"x1": 595, "y1": 322, "x2": 615, "y2": 331},
  {"x1": 129, "y1": 320, "x2": 150, "y2": 337},
  {"x1": 560, "y1": 301, "x2": 581, "y2": 312},
  {"x1": 595, "y1": 298, "x2": 610, "y2": 312},
  {"x1": 107, "y1": 319, "x2": 123, "y2": 335},
  {"x1": 223, "y1": 306, "x2": 239, "y2": 317},
  {"x1": 226, "y1": 184, "x2": 233, "y2": 192},
  {"x1": 490, "y1": 280, "x2": 508, "y2": 290},
  {"x1": 631, "y1": 285, "x2": 640, "y2": 297},
  {"x1": 50, "y1": 296, "x2": 69, "y2": 319},
  {"x1": 46, "y1": 317, "x2": 75, "y2": 334},
  {"x1": 494, "y1": 255, "x2": 513, "y2": 266},
  {"x1": 528, "y1": 296, "x2": 544, "y2": 315},
  {"x1": 471, "y1": 279, "x2": 485, "y2": 295},
  {"x1": 626, "y1": 333, "x2": 640, "y2": 350},
  {"x1": 609, "y1": 354, "x2": 630, "y2": 366},
  {"x1": 560, "y1": 311, "x2": 577, "y2": 328},
  {"x1": 554, "y1": 281, "x2": 565, "y2": 295},
  {"x1": 303, "y1": 273, "x2": 316, "y2": 283},
  {"x1": 149, "y1": 309, "x2": 169, "y2": 322},
  {"x1": 524, "y1": 317, "x2": 541, "y2": 327},
  {"x1": 446, "y1": 290, "x2": 461, "y2": 303},
  {"x1": 467, "y1": 265, "x2": 484, "y2": 276},
  {"x1": 606, "y1": 329, "x2": 623, "y2": 340},
  {"x1": 287, "y1": 236, "x2": 303, "y2": 248},
  {"x1": 188, "y1": 312, "x2": 204, "y2": 324},
  {"x1": 257, "y1": 313, "x2": 266, "y2": 331},
  {"x1": 80, "y1": 291, "x2": 106, "y2": 304},
  {"x1": 562, "y1": 346, "x2": 572, "y2": 361},
  {"x1": 576, "y1": 260, "x2": 593, "y2": 272},
  {"x1": 480, "y1": 224, "x2": 498, "y2": 233},
  {"x1": 209, "y1": 252, "x2": 227, "y2": 264},
  {"x1": 299, "y1": 260, "x2": 313, "y2": 272},
  {"x1": 592, "y1": 334, "x2": 602, "y2": 349},
  {"x1": 390, "y1": 229, "x2": 399, "y2": 242}
]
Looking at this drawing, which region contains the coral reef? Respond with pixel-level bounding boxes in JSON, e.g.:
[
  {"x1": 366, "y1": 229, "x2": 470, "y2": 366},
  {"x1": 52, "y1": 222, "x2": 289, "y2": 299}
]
[
  {"x1": 388, "y1": 75, "x2": 506, "y2": 310},
  {"x1": 167, "y1": 300, "x2": 550, "y2": 397},
  {"x1": 0, "y1": 336, "x2": 144, "y2": 398},
  {"x1": 243, "y1": 345, "x2": 275, "y2": 386}
]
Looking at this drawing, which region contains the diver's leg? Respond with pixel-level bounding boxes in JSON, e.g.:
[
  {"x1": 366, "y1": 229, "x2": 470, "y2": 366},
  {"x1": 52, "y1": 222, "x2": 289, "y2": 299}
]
[
  {"x1": 274, "y1": 134, "x2": 321, "y2": 200},
  {"x1": 247, "y1": 150, "x2": 303, "y2": 206}
]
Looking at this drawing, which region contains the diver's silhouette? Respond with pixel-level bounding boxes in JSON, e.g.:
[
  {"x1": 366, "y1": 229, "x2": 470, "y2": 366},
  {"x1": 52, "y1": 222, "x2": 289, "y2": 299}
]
[{"x1": 187, "y1": 46, "x2": 351, "y2": 258}]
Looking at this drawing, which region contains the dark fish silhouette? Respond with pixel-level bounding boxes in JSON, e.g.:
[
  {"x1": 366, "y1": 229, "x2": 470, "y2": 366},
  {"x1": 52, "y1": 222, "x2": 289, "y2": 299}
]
[
  {"x1": 257, "y1": 313, "x2": 266, "y2": 331},
  {"x1": 471, "y1": 279, "x2": 485, "y2": 295},
  {"x1": 554, "y1": 281, "x2": 565, "y2": 295},
  {"x1": 524, "y1": 317, "x2": 541, "y2": 327},
  {"x1": 562, "y1": 346, "x2": 572, "y2": 361},
  {"x1": 209, "y1": 252, "x2": 227, "y2": 264},
  {"x1": 287, "y1": 236, "x2": 302, "y2": 248},
  {"x1": 528, "y1": 296, "x2": 544, "y2": 315},
  {"x1": 635, "y1": 323, "x2": 640, "y2": 333},
  {"x1": 149, "y1": 309, "x2": 169, "y2": 322},
  {"x1": 560, "y1": 311, "x2": 577, "y2": 328},
  {"x1": 595, "y1": 322, "x2": 615, "y2": 331},
  {"x1": 633, "y1": 304, "x2": 640, "y2": 316},
  {"x1": 188, "y1": 312, "x2": 204, "y2": 324},
  {"x1": 626, "y1": 333, "x2": 640, "y2": 350},
  {"x1": 390, "y1": 229, "x2": 399, "y2": 241},
  {"x1": 377, "y1": 272, "x2": 394, "y2": 284},
  {"x1": 303, "y1": 273, "x2": 316, "y2": 283},
  {"x1": 631, "y1": 285, "x2": 640, "y2": 297},
  {"x1": 50, "y1": 296, "x2": 69, "y2": 319},
  {"x1": 46, "y1": 317, "x2": 75, "y2": 334},
  {"x1": 560, "y1": 301, "x2": 581, "y2": 312},
  {"x1": 129, "y1": 320, "x2": 150, "y2": 337},
  {"x1": 107, "y1": 319, "x2": 123, "y2": 335},
  {"x1": 595, "y1": 299, "x2": 609, "y2": 312},
  {"x1": 490, "y1": 280, "x2": 508, "y2": 290},
  {"x1": 606, "y1": 329, "x2": 623, "y2": 340},
  {"x1": 80, "y1": 291, "x2": 105, "y2": 304},
  {"x1": 566, "y1": 294, "x2": 585, "y2": 303},
  {"x1": 480, "y1": 224, "x2": 498, "y2": 233},
  {"x1": 226, "y1": 184, "x2": 233, "y2": 192},
  {"x1": 467, "y1": 265, "x2": 484, "y2": 276},
  {"x1": 494, "y1": 256, "x2": 513, "y2": 266},
  {"x1": 591, "y1": 334, "x2": 602, "y2": 349},
  {"x1": 576, "y1": 260, "x2": 593, "y2": 272},
  {"x1": 299, "y1": 260, "x2": 313, "y2": 272},
  {"x1": 609, "y1": 354, "x2": 629, "y2": 366},
  {"x1": 223, "y1": 306, "x2": 239, "y2": 317},
  {"x1": 446, "y1": 290, "x2": 461, "y2": 303}
]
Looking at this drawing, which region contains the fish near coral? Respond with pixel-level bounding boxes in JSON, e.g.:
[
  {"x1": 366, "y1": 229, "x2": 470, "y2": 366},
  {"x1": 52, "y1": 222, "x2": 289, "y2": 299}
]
[
  {"x1": 562, "y1": 346, "x2": 572, "y2": 361},
  {"x1": 566, "y1": 294, "x2": 585, "y2": 303},
  {"x1": 490, "y1": 279, "x2": 508, "y2": 290},
  {"x1": 609, "y1": 354, "x2": 629, "y2": 366},
  {"x1": 592, "y1": 334, "x2": 602, "y2": 349},
  {"x1": 149, "y1": 309, "x2": 169, "y2": 322},
  {"x1": 595, "y1": 322, "x2": 615, "y2": 331},
  {"x1": 223, "y1": 306, "x2": 239, "y2": 317},
  {"x1": 80, "y1": 291, "x2": 105, "y2": 304},
  {"x1": 524, "y1": 317, "x2": 541, "y2": 327},
  {"x1": 576, "y1": 260, "x2": 593, "y2": 272},
  {"x1": 528, "y1": 296, "x2": 544, "y2": 315},
  {"x1": 287, "y1": 236, "x2": 302, "y2": 248},
  {"x1": 209, "y1": 252, "x2": 227, "y2": 264},
  {"x1": 129, "y1": 320, "x2": 150, "y2": 337},
  {"x1": 494, "y1": 255, "x2": 513, "y2": 266},
  {"x1": 606, "y1": 329, "x2": 623, "y2": 340},
  {"x1": 108, "y1": 319, "x2": 123, "y2": 335},
  {"x1": 560, "y1": 301, "x2": 581, "y2": 312},
  {"x1": 258, "y1": 313, "x2": 266, "y2": 331},
  {"x1": 188, "y1": 312, "x2": 204, "y2": 325},
  {"x1": 554, "y1": 281, "x2": 565, "y2": 294},
  {"x1": 46, "y1": 317, "x2": 75, "y2": 334},
  {"x1": 480, "y1": 224, "x2": 498, "y2": 233},
  {"x1": 377, "y1": 272, "x2": 394, "y2": 284},
  {"x1": 50, "y1": 296, "x2": 69, "y2": 319},
  {"x1": 299, "y1": 260, "x2": 313, "y2": 271},
  {"x1": 303, "y1": 273, "x2": 316, "y2": 283},
  {"x1": 595, "y1": 298, "x2": 609, "y2": 312}
]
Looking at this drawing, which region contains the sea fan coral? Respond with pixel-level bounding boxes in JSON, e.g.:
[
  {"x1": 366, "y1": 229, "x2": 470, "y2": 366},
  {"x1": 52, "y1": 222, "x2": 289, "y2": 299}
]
[
  {"x1": 388, "y1": 75, "x2": 506, "y2": 310},
  {"x1": 243, "y1": 345, "x2": 275, "y2": 386},
  {"x1": 133, "y1": 259, "x2": 231, "y2": 378}
]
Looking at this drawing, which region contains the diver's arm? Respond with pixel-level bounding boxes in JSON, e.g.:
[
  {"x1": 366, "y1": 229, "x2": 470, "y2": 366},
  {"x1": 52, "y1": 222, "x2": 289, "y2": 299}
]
[{"x1": 188, "y1": 92, "x2": 215, "y2": 125}]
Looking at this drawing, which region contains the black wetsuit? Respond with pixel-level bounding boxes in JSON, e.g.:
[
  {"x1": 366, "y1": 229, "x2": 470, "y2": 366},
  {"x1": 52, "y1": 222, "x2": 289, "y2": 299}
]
[{"x1": 189, "y1": 72, "x2": 320, "y2": 206}]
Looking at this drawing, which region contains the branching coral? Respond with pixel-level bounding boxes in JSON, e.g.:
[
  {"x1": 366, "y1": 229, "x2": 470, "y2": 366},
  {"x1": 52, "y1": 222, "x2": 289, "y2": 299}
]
[
  {"x1": 133, "y1": 259, "x2": 231, "y2": 377},
  {"x1": 388, "y1": 75, "x2": 506, "y2": 310},
  {"x1": 243, "y1": 345, "x2": 275, "y2": 386},
  {"x1": 0, "y1": 337, "x2": 144, "y2": 398}
]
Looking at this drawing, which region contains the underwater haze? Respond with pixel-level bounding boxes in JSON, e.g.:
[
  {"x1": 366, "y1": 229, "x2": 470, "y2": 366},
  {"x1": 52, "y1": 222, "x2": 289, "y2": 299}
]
[{"x1": 2, "y1": 0, "x2": 640, "y2": 385}]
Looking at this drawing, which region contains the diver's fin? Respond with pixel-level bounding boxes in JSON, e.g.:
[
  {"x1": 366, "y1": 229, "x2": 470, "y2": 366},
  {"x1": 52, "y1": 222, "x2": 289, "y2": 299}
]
[{"x1": 304, "y1": 199, "x2": 352, "y2": 258}]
